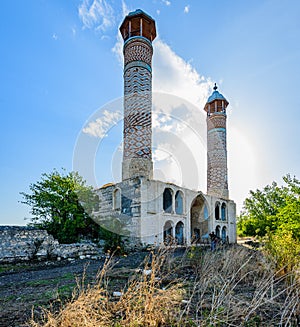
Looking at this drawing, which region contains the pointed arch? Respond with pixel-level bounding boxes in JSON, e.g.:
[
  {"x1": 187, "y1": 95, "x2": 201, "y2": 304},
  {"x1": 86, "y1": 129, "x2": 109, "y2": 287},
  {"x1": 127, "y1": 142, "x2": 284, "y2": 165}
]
[
  {"x1": 215, "y1": 202, "x2": 220, "y2": 220},
  {"x1": 221, "y1": 203, "x2": 226, "y2": 221},
  {"x1": 175, "y1": 190, "x2": 184, "y2": 214},
  {"x1": 163, "y1": 188, "x2": 173, "y2": 213},
  {"x1": 163, "y1": 220, "x2": 173, "y2": 244},
  {"x1": 190, "y1": 193, "x2": 209, "y2": 243},
  {"x1": 175, "y1": 221, "x2": 184, "y2": 245},
  {"x1": 222, "y1": 226, "x2": 227, "y2": 243}
]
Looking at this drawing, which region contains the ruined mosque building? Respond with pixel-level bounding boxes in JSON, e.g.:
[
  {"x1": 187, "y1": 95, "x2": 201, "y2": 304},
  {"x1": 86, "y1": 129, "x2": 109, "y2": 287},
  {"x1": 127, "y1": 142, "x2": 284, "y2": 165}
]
[{"x1": 93, "y1": 9, "x2": 236, "y2": 245}]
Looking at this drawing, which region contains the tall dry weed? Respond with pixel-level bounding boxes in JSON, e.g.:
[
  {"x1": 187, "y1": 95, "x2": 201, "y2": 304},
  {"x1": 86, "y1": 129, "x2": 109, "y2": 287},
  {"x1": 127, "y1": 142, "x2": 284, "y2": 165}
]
[{"x1": 28, "y1": 245, "x2": 300, "y2": 327}]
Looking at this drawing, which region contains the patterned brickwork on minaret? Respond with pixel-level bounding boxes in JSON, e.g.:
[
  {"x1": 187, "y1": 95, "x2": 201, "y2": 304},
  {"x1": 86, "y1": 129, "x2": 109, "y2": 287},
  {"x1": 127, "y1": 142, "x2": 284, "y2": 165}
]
[
  {"x1": 204, "y1": 84, "x2": 229, "y2": 199},
  {"x1": 120, "y1": 10, "x2": 156, "y2": 180}
]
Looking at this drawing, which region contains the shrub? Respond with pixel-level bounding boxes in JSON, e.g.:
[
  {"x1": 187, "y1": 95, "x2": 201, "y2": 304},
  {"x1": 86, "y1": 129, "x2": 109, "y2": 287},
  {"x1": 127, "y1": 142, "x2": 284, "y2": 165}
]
[{"x1": 264, "y1": 229, "x2": 300, "y2": 274}]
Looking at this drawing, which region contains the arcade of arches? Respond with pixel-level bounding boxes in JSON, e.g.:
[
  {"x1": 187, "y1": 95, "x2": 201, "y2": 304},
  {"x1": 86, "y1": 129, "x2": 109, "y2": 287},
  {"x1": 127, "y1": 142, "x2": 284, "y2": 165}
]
[{"x1": 163, "y1": 193, "x2": 211, "y2": 245}]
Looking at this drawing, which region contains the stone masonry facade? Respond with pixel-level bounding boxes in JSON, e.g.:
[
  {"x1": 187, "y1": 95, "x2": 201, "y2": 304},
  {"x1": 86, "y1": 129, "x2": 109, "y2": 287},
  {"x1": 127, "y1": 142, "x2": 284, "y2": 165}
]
[{"x1": 94, "y1": 10, "x2": 237, "y2": 247}]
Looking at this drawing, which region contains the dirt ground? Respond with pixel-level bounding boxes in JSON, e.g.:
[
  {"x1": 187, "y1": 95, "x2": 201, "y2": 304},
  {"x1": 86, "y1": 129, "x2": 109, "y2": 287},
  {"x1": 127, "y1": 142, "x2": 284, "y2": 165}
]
[
  {"x1": 0, "y1": 252, "x2": 148, "y2": 327},
  {"x1": 2, "y1": 246, "x2": 298, "y2": 327}
]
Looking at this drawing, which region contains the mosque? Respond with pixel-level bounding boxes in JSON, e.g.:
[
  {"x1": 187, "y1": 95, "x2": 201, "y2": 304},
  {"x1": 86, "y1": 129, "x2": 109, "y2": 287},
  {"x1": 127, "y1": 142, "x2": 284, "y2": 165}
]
[{"x1": 93, "y1": 9, "x2": 236, "y2": 246}]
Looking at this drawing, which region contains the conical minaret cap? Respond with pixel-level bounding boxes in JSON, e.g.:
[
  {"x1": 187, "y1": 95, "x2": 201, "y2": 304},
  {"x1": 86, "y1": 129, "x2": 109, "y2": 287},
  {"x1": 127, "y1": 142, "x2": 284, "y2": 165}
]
[
  {"x1": 204, "y1": 83, "x2": 229, "y2": 113},
  {"x1": 206, "y1": 83, "x2": 228, "y2": 104}
]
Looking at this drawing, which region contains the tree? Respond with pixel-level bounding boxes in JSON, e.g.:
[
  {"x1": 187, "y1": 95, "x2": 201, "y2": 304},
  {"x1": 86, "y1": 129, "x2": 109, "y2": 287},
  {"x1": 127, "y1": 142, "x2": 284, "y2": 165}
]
[
  {"x1": 20, "y1": 169, "x2": 100, "y2": 243},
  {"x1": 237, "y1": 174, "x2": 300, "y2": 239},
  {"x1": 237, "y1": 175, "x2": 300, "y2": 273}
]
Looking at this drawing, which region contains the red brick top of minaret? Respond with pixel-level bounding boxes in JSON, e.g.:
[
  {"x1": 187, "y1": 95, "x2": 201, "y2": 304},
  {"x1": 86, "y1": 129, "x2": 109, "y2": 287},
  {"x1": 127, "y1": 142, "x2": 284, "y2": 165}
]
[{"x1": 120, "y1": 9, "x2": 157, "y2": 42}]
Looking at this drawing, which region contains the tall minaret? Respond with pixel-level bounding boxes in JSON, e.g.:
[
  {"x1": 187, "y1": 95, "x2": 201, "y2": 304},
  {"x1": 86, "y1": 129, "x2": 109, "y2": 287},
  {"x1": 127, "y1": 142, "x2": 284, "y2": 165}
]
[
  {"x1": 120, "y1": 10, "x2": 156, "y2": 180},
  {"x1": 204, "y1": 84, "x2": 229, "y2": 199}
]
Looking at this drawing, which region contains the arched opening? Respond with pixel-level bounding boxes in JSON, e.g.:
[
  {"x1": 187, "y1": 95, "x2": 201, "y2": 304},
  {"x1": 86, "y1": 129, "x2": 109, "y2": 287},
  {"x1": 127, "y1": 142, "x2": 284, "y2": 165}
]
[
  {"x1": 215, "y1": 202, "x2": 220, "y2": 220},
  {"x1": 222, "y1": 226, "x2": 227, "y2": 243},
  {"x1": 175, "y1": 191, "x2": 183, "y2": 215},
  {"x1": 215, "y1": 225, "x2": 221, "y2": 238},
  {"x1": 175, "y1": 222, "x2": 184, "y2": 245},
  {"x1": 163, "y1": 220, "x2": 173, "y2": 244},
  {"x1": 190, "y1": 194, "x2": 208, "y2": 243},
  {"x1": 113, "y1": 189, "x2": 121, "y2": 210},
  {"x1": 221, "y1": 203, "x2": 226, "y2": 221},
  {"x1": 163, "y1": 188, "x2": 173, "y2": 213},
  {"x1": 204, "y1": 205, "x2": 209, "y2": 220}
]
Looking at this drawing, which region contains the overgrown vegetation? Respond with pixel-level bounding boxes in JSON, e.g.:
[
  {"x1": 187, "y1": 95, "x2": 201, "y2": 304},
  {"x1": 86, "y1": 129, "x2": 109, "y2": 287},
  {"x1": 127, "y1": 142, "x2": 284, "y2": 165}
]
[
  {"x1": 237, "y1": 174, "x2": 300, "y2": 271},
  {"x1": 20, "y1": 169, "x2": 101, "y2": 243},
  {"x1": 20, "y1": 169, "x2": 129, "y2": 250},
  {"x1": 98, "y1": 217, "x2": 129, "y2": 254},
  {"x1": 237, "y1": 174, "x2": 300, "y2": 238},
  {"x1": 28, "y1": 246, "x2": 300, "y2": 327}
]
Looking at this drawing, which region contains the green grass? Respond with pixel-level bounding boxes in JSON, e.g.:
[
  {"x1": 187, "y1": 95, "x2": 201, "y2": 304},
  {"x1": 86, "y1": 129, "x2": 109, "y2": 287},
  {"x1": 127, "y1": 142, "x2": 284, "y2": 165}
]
[
  {"x1": 57, "y1": 284, "x2": 76, "y2": 297},
  {"x1": 0, "y1": 263, "x2": 33, "y2": 273},
  {"x1": 25, "y1": 273, "x2": 75, "y2": 287}
]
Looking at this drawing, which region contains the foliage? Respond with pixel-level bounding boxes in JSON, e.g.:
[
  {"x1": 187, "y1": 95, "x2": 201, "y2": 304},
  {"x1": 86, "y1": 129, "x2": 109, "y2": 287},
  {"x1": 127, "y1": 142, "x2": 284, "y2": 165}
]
[
  {"x1": 237, "y1": 174, "x2": 300, "y2": 272},
  {"x1": 237, "y1": 174, "x2": 300, "y2": 239},
  {"x1": 20, "y1": 169, "x2": 100, "y2": 243},
  {"x1": 264, "y1": 229, "x2": 300, "y2": 273}
]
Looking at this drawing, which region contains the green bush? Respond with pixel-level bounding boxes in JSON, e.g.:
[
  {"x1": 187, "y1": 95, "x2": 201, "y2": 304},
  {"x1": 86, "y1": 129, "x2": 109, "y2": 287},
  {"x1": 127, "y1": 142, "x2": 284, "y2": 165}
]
[
  {"x1": 264, "y1": 229, "x2": 300, "y2": 273},
  {"x1": 21, "y1": 169, "x2": 100, "y2": 243}
]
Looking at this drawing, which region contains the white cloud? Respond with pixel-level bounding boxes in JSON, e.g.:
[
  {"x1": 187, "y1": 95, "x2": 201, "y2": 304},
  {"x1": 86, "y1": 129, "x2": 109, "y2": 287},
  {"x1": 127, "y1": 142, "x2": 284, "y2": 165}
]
[
  {"x1": 112, "y1": 33, "x2": 123, "y2": 64},
  {"x1": 157, "y1": 9, "x2": 161, "y2": 15},
  {"x1": 162, "y1": 0, "x2": 171, "y2": 6},
  {"x1": 112, "y1": 36, "x2": 212, "y2": 108},
  {"x1": 78, "y1": 0, "x2": 114, "y2": 32},
  {"x1": 101, "y1": 35, "x2": 110, "y2": 40},
  {"x1": 52, "y1": 33, "x2": 58, "y2": 40},
  {"x1": 184, "y1": 5, "x2": 190, "y2": 14},
  {"x1": 111, "y1": 33, "x2": 212, "y2": 189},
  {"x1": 111, "y1": 0, "x2": 132, "y2": 62},
  {"x1": 121, "y1": 0, "x2": 130, "y2": 17},
  {"x1": 153, "y1": 39, "x2": 212, "y2": 108},
  {"x1": 151, "y1": 40, "x2": 212, "y2": 189},
  {"x1": 83, "y1": 110, "x2": 122, "y2": 138}
]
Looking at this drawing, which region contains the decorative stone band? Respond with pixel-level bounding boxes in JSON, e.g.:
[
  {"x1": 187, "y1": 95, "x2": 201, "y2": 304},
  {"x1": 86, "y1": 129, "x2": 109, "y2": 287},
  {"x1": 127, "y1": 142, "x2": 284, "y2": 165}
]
[
  {"x1": 124, "y1": 37, "x2": 153, "y2": 67},
  {"x1": 207, "y1": 114, "x2": 226, "y2": 131},
  {"x1": 124, "y1": 67, "x2": 151, "y2": 95},
  {"x1": 208, "y1": 127, "x2": 226, "y2": 134},
  {"x1": 124, "y1": 60, "x2": 152, "y2": 73}
]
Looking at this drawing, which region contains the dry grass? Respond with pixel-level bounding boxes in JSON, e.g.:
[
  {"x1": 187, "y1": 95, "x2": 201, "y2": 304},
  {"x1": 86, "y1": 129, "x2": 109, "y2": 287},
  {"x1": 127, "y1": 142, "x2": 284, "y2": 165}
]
[
  {"x1": 28, "y1": 246, "x2": 300, "y2": 327},
  {"x1": 182, "y1": 246, "x2": 300, "y2": 326}
]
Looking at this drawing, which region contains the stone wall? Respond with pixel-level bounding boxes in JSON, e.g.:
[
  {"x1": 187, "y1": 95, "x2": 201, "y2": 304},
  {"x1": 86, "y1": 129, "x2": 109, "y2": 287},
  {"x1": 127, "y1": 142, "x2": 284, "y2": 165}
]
[{"x1": 0, "y1": 226, "x2": 102, "y2": 264}]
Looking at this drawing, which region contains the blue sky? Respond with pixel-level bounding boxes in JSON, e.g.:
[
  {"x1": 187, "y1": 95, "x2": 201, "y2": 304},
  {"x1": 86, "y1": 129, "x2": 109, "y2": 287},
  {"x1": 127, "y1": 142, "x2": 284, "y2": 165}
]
[{"x1": 1, "y1": 0, "x2": 299, "y2": 225}]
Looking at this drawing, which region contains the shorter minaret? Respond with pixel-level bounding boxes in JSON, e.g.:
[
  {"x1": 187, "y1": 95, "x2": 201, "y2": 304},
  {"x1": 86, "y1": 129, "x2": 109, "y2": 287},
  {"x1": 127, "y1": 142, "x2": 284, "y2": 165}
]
[{"x1": 204, "y1": 84, "x2": 229, "y2": 199}]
